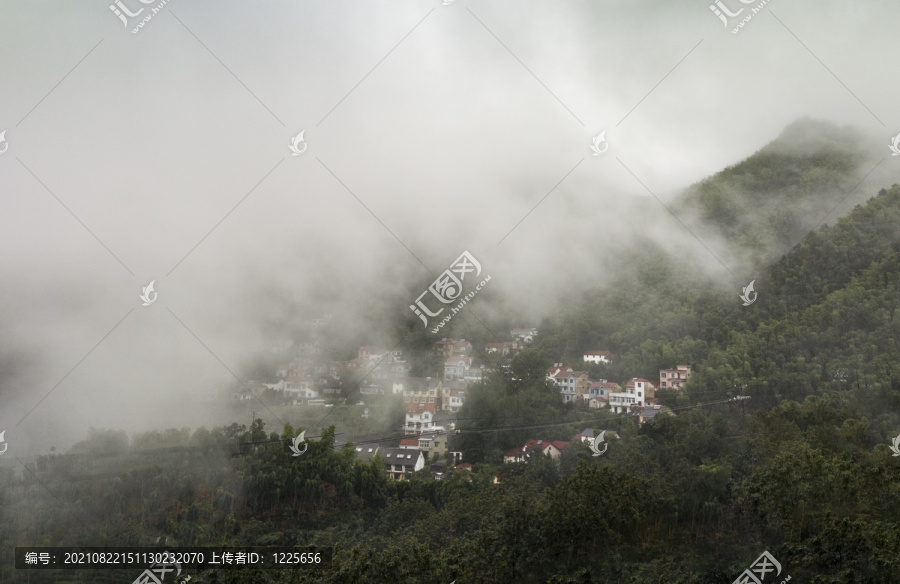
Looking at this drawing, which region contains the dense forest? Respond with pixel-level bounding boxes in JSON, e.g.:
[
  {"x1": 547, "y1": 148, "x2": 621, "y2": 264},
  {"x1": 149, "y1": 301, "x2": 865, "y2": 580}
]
[{"x1": 2, "y1": 120, "x2": 900, "y2": 583}]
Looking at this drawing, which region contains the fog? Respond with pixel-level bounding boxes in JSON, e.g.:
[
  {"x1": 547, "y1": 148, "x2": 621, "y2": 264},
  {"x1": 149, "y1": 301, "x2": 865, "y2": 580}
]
[{"x1": 1, "y1": 0, "x2": 899, "y2": 456}]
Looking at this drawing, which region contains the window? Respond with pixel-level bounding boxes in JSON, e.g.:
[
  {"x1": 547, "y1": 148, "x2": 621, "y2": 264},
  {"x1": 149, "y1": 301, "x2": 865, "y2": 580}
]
[{"x1": 429, "y1": 397, "x2": 434, "y2": 403}]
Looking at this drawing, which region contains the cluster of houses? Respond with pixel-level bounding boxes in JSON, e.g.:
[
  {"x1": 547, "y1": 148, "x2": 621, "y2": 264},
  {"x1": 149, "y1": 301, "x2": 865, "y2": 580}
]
[
  {"x1": 237, "y1": 321, "x2": 691, "y2": 481},
  {"x1": 353, "y1": 427, "x2": 632, "y2": 482},
  {"x1": 351, "y1": 437, "x2": 465, "y2": 481},
  {"x1": 234, "y1": 340, "x2": 412, "y2": 405},
  {"x1": 502, "y1": 429, "x2": 622, "y2": 466},
  {"x1": 484, "y1": 327, "x2": 539, "y2": 357},
  {"x1": 549, "y1": 356, "x2": 691, "y2": 422}
]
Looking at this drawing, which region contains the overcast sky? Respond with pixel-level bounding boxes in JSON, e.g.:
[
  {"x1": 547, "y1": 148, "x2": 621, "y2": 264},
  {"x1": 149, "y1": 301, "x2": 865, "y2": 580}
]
[{"x1": 2, "y1": 0, "x2": 899, "y2": 455}]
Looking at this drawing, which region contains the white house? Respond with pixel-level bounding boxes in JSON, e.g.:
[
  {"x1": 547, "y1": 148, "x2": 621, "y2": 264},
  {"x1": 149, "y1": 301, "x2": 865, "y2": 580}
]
[
  {"x1": 583, "y1": 350, "x2": 612, "y2": 364},
  {"x1": 359, "y1": 384, "x2": 385, "y2": 396},
  {"x1": 546, "y1": 364, "x2": 574, "y2": 382},
  {"x1": 464, "y1": 365, "x2": 486, "y2": 383},
  {"x1": 263, "y1": 379, "x2": 286, "y2": 391},
  {"x1": 503, "y1": 439, "x2": 570, "y2": 464},
  {"x1": 444, "y1": 356, "x2": 472, "y2": 382},
  {"x1": 405, "y1": 402, "x2": 437, "y2": 435},
  {"x1": 284, "y1": 377, "x2": 318, "y2": 402},
  {"x1": 446, "y1": 388, "x2": 465, "y2": 413},
  {"x1": 608, "y1": 378, "x2": 655, "y2": 414},
  {"x1": 573, "y1": 428, "x2": 596, "y2": 445}
]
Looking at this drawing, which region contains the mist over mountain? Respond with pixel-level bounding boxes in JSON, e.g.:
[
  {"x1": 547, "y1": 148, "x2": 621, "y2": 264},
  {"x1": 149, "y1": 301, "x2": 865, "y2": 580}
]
[
  {"x1": 677, "y1": 118, "x2": 887, "y2": 272},
  {"x1": 0, "y1": 116, "x2": 893, "y2": 458}
]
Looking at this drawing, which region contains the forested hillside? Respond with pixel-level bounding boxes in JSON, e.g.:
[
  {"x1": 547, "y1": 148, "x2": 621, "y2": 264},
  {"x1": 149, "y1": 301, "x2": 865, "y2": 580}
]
[{"x1": 2, "y1": 122, "x2": 900, "y2": 583}]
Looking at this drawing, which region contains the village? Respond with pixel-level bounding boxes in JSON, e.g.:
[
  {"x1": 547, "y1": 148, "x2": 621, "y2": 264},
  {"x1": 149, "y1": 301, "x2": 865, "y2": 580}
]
[{"x1": 231, "y1": 319, "x2": 686, "y2": 482}]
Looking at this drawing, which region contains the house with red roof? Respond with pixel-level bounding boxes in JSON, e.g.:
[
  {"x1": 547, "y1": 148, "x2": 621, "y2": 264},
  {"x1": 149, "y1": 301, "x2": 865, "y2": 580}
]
[
  {"x1": 402, "y1": 377, "x2": 443, "y2": 410},
  {"x1": 546, "y1": 363, "x2": 574, "y2": 380},
  {"x1": 589, "y1": 396, "x2": 608, "y2": 409},
  {"x1": 404, "y1": 401, "x2": 437, "y2": 435},
  {"x1": 433, "y1": 338, "x2": 473, "y2": 357},
  {"x1": 398, "y1": 438, "x2": 419, "y2": 449},
  {"x1": 659, "y1": 365, "x2": 692, "y2": 389}
]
